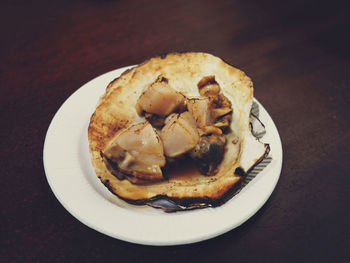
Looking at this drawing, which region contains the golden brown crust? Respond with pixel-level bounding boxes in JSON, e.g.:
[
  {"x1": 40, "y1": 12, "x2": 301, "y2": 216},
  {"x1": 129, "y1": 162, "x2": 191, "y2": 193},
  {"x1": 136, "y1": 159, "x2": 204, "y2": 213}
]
[{"x1": 88, "y1": 52, "x2": 266, "y2": 206}]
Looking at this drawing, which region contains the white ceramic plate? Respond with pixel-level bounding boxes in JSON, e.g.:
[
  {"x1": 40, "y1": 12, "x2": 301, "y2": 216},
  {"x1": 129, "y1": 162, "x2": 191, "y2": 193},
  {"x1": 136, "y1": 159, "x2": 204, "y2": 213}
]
[{"x1": 43, "y1": 66, "x2": 283, "y2": 246}]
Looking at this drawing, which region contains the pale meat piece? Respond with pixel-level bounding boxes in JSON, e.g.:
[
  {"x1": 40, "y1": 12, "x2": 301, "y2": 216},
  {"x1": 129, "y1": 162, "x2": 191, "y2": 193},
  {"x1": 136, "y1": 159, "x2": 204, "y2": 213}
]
[
  {"x1": 136, "y1": 80, "x2": 185, "y2": 117},
  {"x1": 160, "y1": 111, "x2": 200, "y2": 158},
  {"x1": 103, "y1": 122, "x2": 165, "y2": 182},
  {"x1": 187, "y1": 97, "x2": 212, "y2": 128},
  {"x1": 197, "y1": 75, "x2": 221, "y2": 97},
  {"x1": 195, "y1": 76, "x2": 233, "y2": 133}
]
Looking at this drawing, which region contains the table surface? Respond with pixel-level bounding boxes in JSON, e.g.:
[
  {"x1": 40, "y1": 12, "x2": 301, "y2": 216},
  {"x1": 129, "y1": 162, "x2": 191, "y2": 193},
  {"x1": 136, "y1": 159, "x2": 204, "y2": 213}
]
[{"x1": 1, "y1": 0, "x2": 350, "y2": 262}]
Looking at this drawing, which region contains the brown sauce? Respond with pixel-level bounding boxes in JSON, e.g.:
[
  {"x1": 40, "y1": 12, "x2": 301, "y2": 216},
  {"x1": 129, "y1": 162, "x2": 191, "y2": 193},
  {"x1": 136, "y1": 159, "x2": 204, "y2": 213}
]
[{"x1": 164, "y1": 157, "x2": 203, "y2": 181}]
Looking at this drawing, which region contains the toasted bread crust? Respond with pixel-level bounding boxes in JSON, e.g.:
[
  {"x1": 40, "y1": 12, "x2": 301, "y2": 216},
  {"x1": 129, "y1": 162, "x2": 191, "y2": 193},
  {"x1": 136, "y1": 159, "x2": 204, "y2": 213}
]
[{"x1": 88, "y1": 52, "x2": 264, "y2": 206}]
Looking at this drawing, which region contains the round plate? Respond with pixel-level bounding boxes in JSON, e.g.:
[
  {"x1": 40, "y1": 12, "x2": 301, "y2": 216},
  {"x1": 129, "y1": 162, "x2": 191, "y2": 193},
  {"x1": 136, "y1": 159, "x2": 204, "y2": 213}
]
[{"x1": 43, "y1": 66, "x2": 283, "y2": 246}]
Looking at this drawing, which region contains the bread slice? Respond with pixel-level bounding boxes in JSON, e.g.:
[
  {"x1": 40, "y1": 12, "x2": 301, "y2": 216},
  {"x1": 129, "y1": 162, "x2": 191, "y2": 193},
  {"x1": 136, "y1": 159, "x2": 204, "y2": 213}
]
[{"x1": 88, "y1": 52, "x2": 269, "y2": 208}]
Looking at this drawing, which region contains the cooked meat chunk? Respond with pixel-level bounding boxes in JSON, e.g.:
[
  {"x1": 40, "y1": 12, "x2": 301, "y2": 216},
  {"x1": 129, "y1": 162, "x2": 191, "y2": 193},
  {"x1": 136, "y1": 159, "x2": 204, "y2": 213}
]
[
  {"x1": 187, "y1": 97, "x2": 212, "y2": 128},
  {"x1": 197, "y1": 75, "x2": 221, "y2": 97},
  {"x1": 160, "y1": 112, "x2": 200, "y2": 158},
  {"x1": 136, "y1": 76, "x2": 185, "y2": 117},
  {"x1": 196, "y1": 76, "x2": 233, "y2": 133},
  {"x1": 187, "y1": 95, "x2": 232, "y2": 134},
  {"x1": 103, "y1": 122, "x2": 165, "y2": 183}
]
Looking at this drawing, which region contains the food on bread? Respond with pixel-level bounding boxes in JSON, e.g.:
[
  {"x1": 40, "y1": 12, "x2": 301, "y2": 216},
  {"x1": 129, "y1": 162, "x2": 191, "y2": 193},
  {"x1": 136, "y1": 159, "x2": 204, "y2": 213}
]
[
  {"x1": 88, "y1": 52, "x2": 269, "y2": 211},
  {"x1": 160, "y1": 111, "x2": 200, "y2": 158},
  {"x1": 102, "y1": 121, "x2": 165, "y2": 184},
  {"x1": 136, "y1": 76, "x2": 186, "y2": 118}
]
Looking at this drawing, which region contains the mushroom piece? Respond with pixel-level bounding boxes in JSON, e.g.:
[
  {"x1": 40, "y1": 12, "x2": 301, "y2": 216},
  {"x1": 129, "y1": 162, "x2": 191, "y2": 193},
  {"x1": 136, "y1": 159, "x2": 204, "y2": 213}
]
[
  {"x1": 160, "y1": 111, "x2": 200, "y2": 158},
  {"x1": 136, "y1": 76, "x2": 186, "y2": 124},
  {"x1": 102, "y1": 122, "x2": 166, "y2": 183}
]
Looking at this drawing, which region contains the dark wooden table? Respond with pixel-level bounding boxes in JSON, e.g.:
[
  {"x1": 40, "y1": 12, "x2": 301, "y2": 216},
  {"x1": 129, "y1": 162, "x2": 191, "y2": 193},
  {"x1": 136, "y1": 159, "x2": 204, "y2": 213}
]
[{"x1": 1, "y1": 0, "x2": 350, "y2": 262}]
